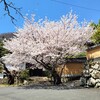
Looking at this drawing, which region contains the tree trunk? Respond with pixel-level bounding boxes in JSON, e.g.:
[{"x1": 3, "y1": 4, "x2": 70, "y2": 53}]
[
  {"x1": 7, "y1": 74, "x2": 14, "y2": 85},
  {"x1": 34, "y1": 58, "x2": 62, "y2": 85},
  {"x1": 0, "y1": 61, "x2": 14, "y2": 85},
  {"x1": 52, "y1": 70, "x2": 61, "y2": 85}
]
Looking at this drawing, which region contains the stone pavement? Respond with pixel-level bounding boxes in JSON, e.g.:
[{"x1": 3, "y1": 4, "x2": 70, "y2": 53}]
[{"x1": 0, "y1": 86, "x2": 100, "y2": 100}]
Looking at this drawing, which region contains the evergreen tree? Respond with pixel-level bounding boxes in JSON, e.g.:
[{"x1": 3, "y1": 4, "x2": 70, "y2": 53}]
[
  {"x1": 0, "y1": 40, "x2": 9, "y2": 58},
  {"x1": 91, "y1": 20, "x2": 100, "y2": 44}
]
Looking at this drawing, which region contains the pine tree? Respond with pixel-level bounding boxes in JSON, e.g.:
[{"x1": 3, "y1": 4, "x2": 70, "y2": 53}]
[{"x1": 91, "y1": 20, "x2": 100, "y2": 44}]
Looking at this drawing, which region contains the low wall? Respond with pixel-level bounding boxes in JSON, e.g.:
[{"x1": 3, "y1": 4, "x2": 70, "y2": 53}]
[
  {"x1": 86, "y1": 45, "x2": 100, "y2": 60},
  {"x1": 56, "y1": 62, "x2": 84, "y2": 77}
]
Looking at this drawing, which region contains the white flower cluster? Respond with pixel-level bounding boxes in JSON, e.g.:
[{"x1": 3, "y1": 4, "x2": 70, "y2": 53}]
[{"x1": 2, "y1": 12, "x2": 93, "y2": 68}]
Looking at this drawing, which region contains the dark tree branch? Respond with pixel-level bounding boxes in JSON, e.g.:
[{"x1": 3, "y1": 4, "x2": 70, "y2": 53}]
[
  {"x1": 34, "y1": 55, "x2": 52, "y2": 71},
  {"x1": 1, "y1": 0, "x2": 23, "y2": 24},
  {"x1": 0, "y1": 59, "x2": 10, "y2": 74}
]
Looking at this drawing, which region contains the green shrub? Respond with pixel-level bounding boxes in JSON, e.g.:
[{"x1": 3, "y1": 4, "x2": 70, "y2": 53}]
[
  {"x1": 75, "y1": 52, "x2": 86, "y2": 58},
  {"x1": 0, "y1": 66, "x2": 3, "y2": 73},
  {"x1": 19, "y1": 70, "x2": 29, "y2": 82},
  {"x1": 43, "y1": 70, "x2": 51, "y2": 77}
]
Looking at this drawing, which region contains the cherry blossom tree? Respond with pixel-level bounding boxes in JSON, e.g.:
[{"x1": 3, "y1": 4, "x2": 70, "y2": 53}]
[{"x1": 2, "y1": 12, "x2": 93, "y2": 84}]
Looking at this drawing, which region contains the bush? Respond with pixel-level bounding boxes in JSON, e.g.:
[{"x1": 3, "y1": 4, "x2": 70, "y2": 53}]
[
  {"x1": 43, "y1": 70, "x2": 51, "y2": 77},
  {"x1": 0, "y1": 63, "x2": 3, "y2": 73},
  {"x1": 0, "y1": 66, "x2": 3, "y2": 73},
  {"x1": 19, "y1": 70, "x2": 29, "y2": 82},
  {"x1": 75, "y1": 52, "x2": 86, "y2": 58}
]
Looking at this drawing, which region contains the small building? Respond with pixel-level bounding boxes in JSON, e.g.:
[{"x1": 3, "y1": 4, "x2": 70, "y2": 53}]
[{"x1": 86, "y1": 44, "x2": 100, "y2": 62}]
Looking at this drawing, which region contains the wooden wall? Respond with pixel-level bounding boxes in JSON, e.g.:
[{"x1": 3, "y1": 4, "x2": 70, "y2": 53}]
[
  {"x1": 86, "y1": 46, "x2": 100, "y2": 60},
  {"x1": 56, "y1": 62, "x2": 84, "y2": 76}
]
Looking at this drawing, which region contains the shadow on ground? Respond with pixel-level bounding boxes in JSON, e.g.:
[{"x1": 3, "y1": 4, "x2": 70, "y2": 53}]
[{"x1": 19, "y1": 80, "x2": 87, "y2": 90}]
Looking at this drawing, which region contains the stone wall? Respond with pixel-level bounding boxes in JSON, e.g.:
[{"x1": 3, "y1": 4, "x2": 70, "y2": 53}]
[
  {"x1": 81, "y1": 62, "x2": 100, "y2": 88},
  {"x1": 87, "y1": 62, "x2": 100, "y2": 88}
]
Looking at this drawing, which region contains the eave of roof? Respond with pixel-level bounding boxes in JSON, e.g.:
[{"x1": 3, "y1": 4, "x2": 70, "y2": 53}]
[
  {"x1": 65, "y1": 57, "x2": 86, "y2": 63},
  {"x1": 86, "y1": 44, "x2": 100, "y2": 51}
]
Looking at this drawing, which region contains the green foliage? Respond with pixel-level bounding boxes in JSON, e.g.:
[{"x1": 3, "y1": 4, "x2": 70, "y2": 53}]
[
  {"x1": 91, "y1": 20, "x2": 100, "y2": 29},
  {"x1": 75, "y1": 52, "x2": 86, "y2": 58},
  {"x1": 43, "y1": 70, "x2": 51, "y2": 77},
  {"x1": 0, "y1": 66, "x2": 3, "y2": 73},
  {"x1": 91, "y1": 20, "x2": 100, "y2": 44},
  {"x1": 0, "y1": 40, "x2": 9, "y2": 58},
  {"x1": 64, "y1": 52, "x2": 86, "y2": 59},
  {"x1": 0, "y1": 63, "x2": 3, "y2": 73},
  {"x1": 19, "y1": 70, "x2": 29, "y2": 81},
  {"x1": 91, "y1": 27, "x2": 100, "y2": 44}
]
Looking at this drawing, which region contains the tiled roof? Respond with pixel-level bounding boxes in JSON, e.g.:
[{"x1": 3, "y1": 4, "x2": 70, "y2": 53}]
[
  {"x1": 87, "y1": 44, "x2": 100, "y2": 50},
  {"x1": 65, "y1": 57, "x2": 86, "y2": 63}
]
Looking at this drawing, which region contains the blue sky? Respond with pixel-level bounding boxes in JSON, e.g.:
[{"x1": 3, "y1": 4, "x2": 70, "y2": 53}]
[{"x1": 0, "y1": 0, "x2": 100, "y2": 33}]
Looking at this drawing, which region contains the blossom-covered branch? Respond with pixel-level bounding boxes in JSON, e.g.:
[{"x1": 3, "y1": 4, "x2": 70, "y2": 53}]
[{"x1": 3, "y1": 12, "x2": 93, "y2": 68}]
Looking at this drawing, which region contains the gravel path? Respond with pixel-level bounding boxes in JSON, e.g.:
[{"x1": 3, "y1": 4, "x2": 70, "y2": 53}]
[{"x1": 0, "y1": 86, "x2": 100, "y2": 100}]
